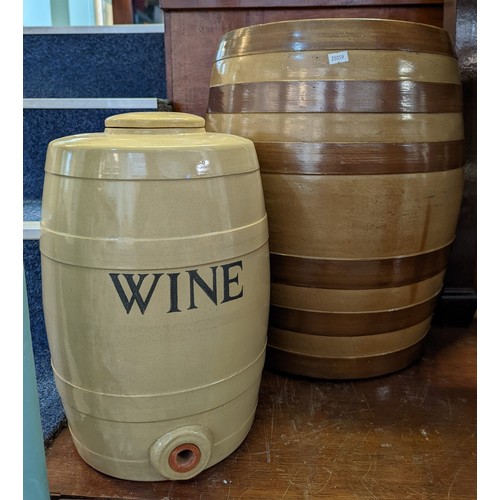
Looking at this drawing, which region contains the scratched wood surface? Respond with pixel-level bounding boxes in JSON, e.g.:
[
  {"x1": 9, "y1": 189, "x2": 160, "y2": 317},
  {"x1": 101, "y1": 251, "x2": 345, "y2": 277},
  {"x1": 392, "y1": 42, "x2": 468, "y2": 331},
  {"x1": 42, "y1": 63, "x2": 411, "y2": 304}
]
[{"x1": 46, "y1": 321, "x2": 476, "y2": 499}]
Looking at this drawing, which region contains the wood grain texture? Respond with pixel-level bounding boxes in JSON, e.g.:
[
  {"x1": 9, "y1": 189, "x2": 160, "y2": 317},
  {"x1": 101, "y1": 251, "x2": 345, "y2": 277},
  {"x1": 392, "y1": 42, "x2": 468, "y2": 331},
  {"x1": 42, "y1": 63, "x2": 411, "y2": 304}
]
[
  {"x1": 161, "y1": 0, "x2": 445, "y2": 9},
  {"x1": 45, "y1": 321, "x2": 477, "y2": 499}
]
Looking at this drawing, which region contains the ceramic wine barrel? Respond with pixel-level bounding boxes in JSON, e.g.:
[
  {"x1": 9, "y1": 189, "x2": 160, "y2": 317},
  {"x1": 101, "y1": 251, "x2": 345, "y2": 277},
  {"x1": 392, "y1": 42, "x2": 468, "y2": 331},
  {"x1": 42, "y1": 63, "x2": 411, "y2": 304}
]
[
  {"x1": 205, "y1": 18, "x2": 464, "y2": 379},
  {"x1": 40, "y1": 112, "x2": 270, "y2": 480}
]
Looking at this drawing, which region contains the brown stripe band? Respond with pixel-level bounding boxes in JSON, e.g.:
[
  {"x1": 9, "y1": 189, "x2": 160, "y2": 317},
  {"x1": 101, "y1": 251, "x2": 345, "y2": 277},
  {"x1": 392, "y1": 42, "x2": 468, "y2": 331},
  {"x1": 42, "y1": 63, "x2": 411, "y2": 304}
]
[
  {"x1": 270, "y1": 245, "x2": 451, "y2": 290},
  {"x1": 255, "y1": 141, "x2": 465, "y2": 175},
  {"x1": 269, "y1": 296, "x2": 438, "y2": 337},
  {"x1": 216, "y1": 19, "x2": 455, "y2": 59},
  {"x1": 207, "y1": 81, "x2": 463, "y2": 114},
  {"x1": 265, "y1": 340, "x2": 425, "y2": 379}
]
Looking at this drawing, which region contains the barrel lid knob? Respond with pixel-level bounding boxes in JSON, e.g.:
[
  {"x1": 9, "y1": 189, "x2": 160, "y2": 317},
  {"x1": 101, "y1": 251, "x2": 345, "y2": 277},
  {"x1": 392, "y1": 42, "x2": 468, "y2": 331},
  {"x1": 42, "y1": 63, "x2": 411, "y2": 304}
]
[{"x1": 105, "y1": 111, "x2": 205, "y2": 129}]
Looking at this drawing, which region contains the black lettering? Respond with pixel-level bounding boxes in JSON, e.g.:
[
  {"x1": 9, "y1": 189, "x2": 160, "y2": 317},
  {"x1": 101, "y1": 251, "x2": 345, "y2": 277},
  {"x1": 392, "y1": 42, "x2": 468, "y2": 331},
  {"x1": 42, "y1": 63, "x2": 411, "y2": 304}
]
[
  {"x1": 167, "y1": 272, "x2": 181, "y2": 313},
  {"x1": 221, "y1": 261, "x2": 243, "y2": 303},
  {"x1": 187, "y1": 267, "x2": 218, "y2": 310},
  {"x1": 109, "y1": 273, "x2": 163, "y2": 314}
]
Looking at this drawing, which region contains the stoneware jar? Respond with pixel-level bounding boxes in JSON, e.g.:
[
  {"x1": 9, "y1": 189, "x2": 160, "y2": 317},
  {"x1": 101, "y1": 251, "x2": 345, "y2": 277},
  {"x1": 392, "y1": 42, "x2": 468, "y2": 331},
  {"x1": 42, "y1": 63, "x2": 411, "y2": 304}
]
[
  {"x1": 206, "y1": 18, "x2": 464, "y2": 379},
  {"x1": 40, "y1": 112, "x2": 270, "y2": 480}
]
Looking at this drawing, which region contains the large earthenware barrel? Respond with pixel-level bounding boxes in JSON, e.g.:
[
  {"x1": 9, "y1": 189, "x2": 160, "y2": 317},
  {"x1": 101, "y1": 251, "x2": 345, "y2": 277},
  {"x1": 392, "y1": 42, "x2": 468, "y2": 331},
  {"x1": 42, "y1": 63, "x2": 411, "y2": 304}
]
[
  {"x1": 206, "y1": 18, "x2": 464, "y2": 379},
  {"x1": 40, "y1": 112, "x2": 270, "y2": 480}
]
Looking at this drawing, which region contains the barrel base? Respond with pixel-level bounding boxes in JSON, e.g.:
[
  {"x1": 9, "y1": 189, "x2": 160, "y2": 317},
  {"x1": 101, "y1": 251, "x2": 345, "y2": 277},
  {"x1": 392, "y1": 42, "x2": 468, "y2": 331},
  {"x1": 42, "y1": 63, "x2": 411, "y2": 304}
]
[
  {"x1": 61, "y1": 375, "x2": 263, "y2": 481},
  {"x1": 265, "y1": 339, "x2": 425, "y2": 380},
  {"x1": 68, "y1": 406, "x2": 257, "y2": 481}
]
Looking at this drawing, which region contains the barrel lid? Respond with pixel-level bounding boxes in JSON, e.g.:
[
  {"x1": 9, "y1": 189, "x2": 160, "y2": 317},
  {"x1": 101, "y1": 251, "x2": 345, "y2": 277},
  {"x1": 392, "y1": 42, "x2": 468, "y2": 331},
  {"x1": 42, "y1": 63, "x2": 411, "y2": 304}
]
[
  {"x1": 105, "y1": 112, "x2": 205, "y2": 129},
  {"x1": 45, "y1": 111, "x2": 259, "y2": 180}
]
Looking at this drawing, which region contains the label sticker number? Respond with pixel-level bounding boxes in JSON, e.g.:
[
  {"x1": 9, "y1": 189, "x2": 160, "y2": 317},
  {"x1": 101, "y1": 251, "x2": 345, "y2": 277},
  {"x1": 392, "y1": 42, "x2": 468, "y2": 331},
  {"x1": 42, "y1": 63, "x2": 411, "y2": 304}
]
[{"x1": 328, "y1": 51, "x2": 349, "y2": 65}]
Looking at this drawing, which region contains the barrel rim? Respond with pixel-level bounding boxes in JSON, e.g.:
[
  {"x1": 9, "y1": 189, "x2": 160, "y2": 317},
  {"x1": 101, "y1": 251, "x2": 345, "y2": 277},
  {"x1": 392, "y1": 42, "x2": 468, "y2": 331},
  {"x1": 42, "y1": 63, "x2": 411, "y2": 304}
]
[
  {"x1": 219, "y1": 17, "x2": 450, "y2": 39},
  {"x1": 214, "y1": 18, "x2": 456, "y2": 60}
]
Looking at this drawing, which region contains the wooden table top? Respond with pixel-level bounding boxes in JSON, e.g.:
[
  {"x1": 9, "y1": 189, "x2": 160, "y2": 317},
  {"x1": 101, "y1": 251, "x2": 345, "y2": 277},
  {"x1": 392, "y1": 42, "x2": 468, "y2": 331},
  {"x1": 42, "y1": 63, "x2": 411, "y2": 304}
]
[{"x1": 46, "y1": 321, "x2": 476, "y2": 499}]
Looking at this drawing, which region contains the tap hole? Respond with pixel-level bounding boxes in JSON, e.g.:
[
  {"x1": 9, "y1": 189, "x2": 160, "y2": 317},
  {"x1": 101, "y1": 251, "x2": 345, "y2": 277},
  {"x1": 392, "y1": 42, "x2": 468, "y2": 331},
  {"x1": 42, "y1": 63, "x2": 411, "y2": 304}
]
[{"x1": 169, "y1": 444, "x2": 201, "y2": 473}]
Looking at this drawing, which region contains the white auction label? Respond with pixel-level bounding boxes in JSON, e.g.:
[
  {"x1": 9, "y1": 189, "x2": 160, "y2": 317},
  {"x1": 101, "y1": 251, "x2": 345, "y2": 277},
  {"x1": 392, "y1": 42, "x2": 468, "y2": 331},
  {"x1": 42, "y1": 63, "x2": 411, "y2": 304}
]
[{"x1": 328, "y1": 51, "x2": 349, "y2": 65}]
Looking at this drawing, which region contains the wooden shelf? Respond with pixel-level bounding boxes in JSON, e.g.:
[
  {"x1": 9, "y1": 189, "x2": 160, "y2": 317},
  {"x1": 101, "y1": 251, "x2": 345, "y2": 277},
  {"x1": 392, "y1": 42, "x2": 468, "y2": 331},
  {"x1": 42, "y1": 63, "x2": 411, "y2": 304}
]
[{"x1": 46, "y1": 321, "x2": 476, "y2": 499}]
